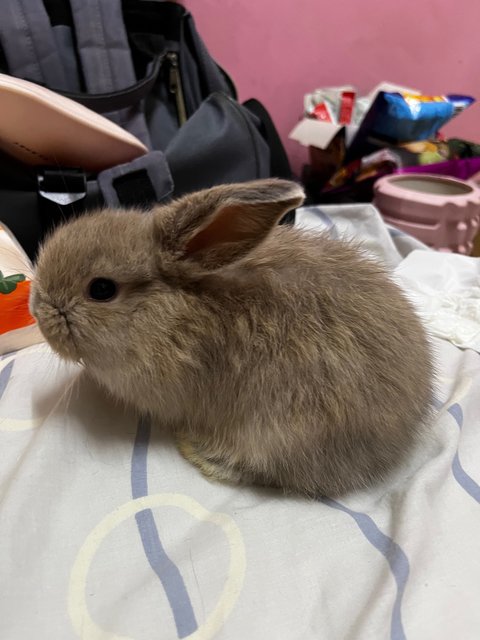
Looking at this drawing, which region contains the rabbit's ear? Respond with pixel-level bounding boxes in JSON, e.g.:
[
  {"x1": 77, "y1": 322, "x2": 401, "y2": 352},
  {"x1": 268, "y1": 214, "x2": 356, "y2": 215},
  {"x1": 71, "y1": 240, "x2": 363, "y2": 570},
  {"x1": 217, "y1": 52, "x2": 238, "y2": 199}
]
[{"x1": 159, "y1": 179, "x2": 305, "y2": 269}]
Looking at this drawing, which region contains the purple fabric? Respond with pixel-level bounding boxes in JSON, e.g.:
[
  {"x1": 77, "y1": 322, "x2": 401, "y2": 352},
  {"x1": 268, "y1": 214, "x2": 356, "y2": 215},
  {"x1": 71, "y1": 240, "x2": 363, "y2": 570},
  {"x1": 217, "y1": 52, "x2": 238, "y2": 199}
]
[{"x1": 396, "y1": 157, "x2": 480, "y2": 181}]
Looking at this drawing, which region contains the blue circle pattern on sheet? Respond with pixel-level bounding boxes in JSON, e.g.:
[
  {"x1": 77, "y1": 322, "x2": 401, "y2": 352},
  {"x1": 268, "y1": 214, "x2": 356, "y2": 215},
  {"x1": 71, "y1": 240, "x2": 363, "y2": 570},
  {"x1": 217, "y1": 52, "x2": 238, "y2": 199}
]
[
  {"x1": 448, "y1": 403, "x2": 480, "y2": 504},
  {"x1": 2, "y1": 344, "x2": 479, "y2": 638},
  {"x1": 0, "y1": 360, "x2": 14, "y2": 402},
  {"x1": 322, "y1": 397, "x2": 479, "y2": 640},
  {"x1": 94, "y1": 390, "x2": 479, "y2": 639},
  {"x1": 130, "y1": 417, "x2": 198, "y2": 638},
  {"x1": 323, "y1": 498, "x2": 410, "y2": 640}
]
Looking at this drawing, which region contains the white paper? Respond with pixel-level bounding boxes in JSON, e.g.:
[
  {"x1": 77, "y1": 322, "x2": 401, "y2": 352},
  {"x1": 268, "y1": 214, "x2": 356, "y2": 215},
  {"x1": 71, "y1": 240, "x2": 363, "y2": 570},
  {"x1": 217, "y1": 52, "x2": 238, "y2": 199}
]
[{"x1": 288, "y1": 118, "x2": 342, "y2": 149}]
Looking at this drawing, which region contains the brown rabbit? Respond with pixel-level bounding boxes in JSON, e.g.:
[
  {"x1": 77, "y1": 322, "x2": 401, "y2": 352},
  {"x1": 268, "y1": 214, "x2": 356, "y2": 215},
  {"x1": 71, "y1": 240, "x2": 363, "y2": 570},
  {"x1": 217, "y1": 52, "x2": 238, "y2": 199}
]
[{"x1": 31, "y1": 179, "x2": 433, "y2": 497}]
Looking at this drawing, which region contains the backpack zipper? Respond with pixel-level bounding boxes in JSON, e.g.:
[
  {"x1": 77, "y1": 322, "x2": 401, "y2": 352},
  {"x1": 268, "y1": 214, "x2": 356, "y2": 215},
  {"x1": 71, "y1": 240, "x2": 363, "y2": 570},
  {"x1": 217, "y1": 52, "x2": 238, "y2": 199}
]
[{"x1": 167, "y1": 52, "x2": 187, "y2": 126}]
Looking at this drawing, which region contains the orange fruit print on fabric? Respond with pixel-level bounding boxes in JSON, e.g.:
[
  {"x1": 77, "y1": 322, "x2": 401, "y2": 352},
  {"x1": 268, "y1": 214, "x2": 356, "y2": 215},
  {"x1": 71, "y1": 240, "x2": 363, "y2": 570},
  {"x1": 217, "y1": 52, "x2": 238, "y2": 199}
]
[{"x1": 0, "y1": 272, "x2": 36, "y2": 334}]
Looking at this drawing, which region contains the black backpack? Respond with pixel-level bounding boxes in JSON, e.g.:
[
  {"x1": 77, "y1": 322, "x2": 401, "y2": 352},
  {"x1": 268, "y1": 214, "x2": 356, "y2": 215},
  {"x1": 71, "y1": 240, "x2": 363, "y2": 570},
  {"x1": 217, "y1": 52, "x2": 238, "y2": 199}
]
[{"x1": 0, "y1": 0, "x2": 292, "y2": 260}]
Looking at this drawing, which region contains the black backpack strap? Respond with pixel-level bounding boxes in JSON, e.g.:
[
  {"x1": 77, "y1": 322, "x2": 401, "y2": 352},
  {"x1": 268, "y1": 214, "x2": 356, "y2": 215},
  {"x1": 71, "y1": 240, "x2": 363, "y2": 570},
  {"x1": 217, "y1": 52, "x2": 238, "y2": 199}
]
[
  {"x1": 59, "y1": 55, "x2": 163, "y2": 113},
  {"x1": 98, "y1": 151, "x2": 174, "y2": 207},
  {"x1": 68, "y1": 0, "x2": 135, "y2": 93},
  {"x1": 0, "y1": 0, "x2": 69, "y2": 90},
  {"x1": 69, "y1": 0, "x2": 152, "y2": 146}
]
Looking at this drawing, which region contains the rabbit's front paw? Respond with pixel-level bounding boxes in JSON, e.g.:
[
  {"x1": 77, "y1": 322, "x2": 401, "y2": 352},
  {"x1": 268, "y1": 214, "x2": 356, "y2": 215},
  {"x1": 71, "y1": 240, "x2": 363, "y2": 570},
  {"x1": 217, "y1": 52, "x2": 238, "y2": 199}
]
[{"x1": 176, "y1": 437, "x2": 243, "y2": 485}]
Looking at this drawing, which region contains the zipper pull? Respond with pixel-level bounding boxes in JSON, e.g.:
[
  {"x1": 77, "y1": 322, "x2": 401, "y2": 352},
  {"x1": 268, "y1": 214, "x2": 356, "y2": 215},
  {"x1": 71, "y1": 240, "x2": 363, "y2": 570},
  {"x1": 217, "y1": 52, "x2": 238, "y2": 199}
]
[{"x1": 167, "y1": 52, "x2": 187, "y2": 126}]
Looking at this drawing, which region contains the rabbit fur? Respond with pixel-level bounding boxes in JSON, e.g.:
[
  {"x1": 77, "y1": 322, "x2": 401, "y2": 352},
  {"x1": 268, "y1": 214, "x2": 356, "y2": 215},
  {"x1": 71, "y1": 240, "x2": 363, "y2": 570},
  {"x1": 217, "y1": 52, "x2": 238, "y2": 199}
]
[{"x1": 31, "y1": 179, "x2": 434, "y2": 497}]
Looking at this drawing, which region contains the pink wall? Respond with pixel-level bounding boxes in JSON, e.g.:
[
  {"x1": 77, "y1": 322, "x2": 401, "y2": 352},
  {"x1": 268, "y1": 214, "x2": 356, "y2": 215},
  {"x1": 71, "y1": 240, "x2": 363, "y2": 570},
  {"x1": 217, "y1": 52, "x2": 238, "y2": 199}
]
[{"x1": 186, "y1": 0, "x2": 480, "y2": 175}]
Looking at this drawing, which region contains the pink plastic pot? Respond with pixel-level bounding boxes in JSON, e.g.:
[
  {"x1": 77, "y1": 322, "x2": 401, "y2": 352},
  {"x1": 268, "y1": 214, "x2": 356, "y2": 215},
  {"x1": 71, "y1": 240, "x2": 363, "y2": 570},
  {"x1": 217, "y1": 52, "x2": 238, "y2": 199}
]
[
  {"x1": 373, "y1": 174, "x2": 480, "y2": 254},
  {"x1": 471, "y1": 170, "x2": 480, "y2": 186}
]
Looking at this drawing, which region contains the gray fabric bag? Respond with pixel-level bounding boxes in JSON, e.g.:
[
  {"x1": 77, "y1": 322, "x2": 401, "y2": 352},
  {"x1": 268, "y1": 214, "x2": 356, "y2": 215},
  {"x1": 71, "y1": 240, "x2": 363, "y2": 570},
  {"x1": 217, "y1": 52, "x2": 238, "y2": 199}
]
[{"x1": 0, "y1": 0, "x2": 292, "y2": 259}]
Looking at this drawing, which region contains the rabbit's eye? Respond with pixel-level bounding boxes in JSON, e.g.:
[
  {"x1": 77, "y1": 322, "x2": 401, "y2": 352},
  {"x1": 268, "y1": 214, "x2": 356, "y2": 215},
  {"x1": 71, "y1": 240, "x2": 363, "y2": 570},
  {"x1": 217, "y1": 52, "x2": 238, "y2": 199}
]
[{"x1": 88, "y1": 278, "x2": 118, "y2": 302}]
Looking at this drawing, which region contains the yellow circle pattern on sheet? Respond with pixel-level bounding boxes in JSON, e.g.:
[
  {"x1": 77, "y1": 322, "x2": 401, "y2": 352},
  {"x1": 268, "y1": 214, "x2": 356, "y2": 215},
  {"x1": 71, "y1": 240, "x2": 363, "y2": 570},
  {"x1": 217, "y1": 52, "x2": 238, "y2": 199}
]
[{"x1": 68, "y1": 493, "x2": 246, "y2": 640}]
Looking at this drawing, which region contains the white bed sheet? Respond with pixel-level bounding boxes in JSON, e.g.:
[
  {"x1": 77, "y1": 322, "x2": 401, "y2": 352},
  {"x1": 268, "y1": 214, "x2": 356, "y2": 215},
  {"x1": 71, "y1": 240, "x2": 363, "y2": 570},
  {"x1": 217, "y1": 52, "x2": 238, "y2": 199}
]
[{"x1": 1, "y1": 205, "x2": 480, "y2": 640}]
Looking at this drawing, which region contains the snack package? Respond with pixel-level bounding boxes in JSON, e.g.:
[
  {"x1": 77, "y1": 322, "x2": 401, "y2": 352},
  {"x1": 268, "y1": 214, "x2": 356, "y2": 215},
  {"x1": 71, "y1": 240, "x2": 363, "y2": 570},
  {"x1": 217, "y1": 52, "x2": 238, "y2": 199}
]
[
  {"x1": 325, "y1": 148, "x2": 400, "y2": 191},
  {"x1": 395, "y1": 139, "x2": 450, "y2": 166},
  {"x1": 291, "y1": 83, "x2": 476, "y2": 200},
  {"x1": 448, "y1": 137, "x2": 480, "y2": 159},
  {"x1": 305, "y1": 86, "x2": 357, "y2": 125},
  {"x1": 346, "y1": 91, "x2": 475, "y2": 162},
  {"x1": 311, "y1": 101, "x2": 334, "y2": 123},
  {"x1": 381, "y1": 93, "x2": 453, "y2": 138}
]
